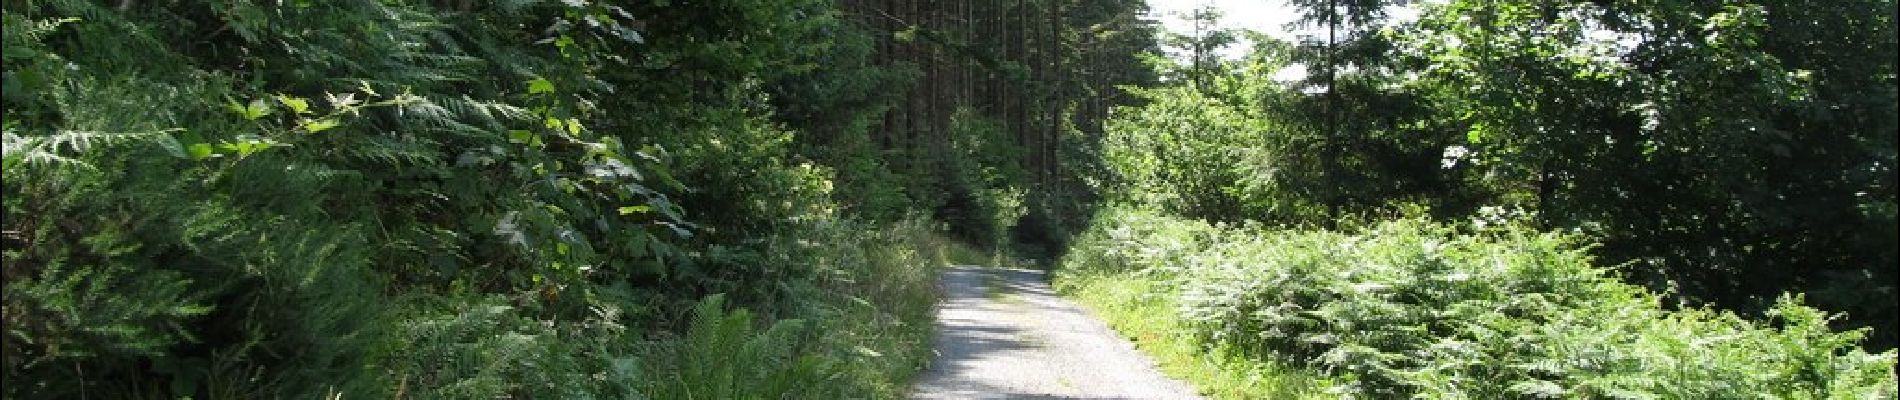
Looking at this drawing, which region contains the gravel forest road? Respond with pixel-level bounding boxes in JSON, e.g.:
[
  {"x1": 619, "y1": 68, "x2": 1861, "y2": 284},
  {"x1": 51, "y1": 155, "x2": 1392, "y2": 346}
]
[{"x1": 909, "y1": 265, "x2": 1202, "y2": 400}]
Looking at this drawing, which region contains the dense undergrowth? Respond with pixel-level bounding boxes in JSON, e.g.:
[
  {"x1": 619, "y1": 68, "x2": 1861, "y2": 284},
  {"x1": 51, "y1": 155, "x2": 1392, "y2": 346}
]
[
  {"x1": 1069, "y1": 3, "x2": 1899, "y2": 395},
  {"x1": 0, "y1": 0, "x2": 1037, "y2": 398},
  {"x1": 634, "y1": 218, "x2": 955, "y2": 399},
  {"x1": 1112, "y1": 0, "x2": 1898, "y2": 350},
  {"x1": 1055, "y1": 208, "x2": 1898, "y2": 398}
]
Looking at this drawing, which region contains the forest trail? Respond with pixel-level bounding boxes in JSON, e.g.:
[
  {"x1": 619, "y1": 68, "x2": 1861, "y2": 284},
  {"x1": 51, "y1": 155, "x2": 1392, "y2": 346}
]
[{"x1": 910, "y1": 265, "x2": 1202, "y2": 399}]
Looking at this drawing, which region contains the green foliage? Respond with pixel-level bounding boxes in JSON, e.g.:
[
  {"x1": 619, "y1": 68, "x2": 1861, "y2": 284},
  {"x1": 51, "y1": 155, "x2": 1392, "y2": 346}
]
[
  {"x1": 641, "y1": 295, "x2": 841, "y2": 399},
  {"x1": 759, "y1": 10, "x2": 918, "y2": 223},
  {"x1": 376, "y1": 296, "x2": 634, "y2": 399},
  {"x1": 1059, "y1": 270, "x2": 1333, "y2": 399},
  {"x1": 821, "y1": 133, "x2": 919, "y2": 223},
  {"x1": 1103, "y1": 84, "x2": 1287, "y2": 221},
  {"x1": 1059, "y1": 207, "x2": 1898, "y2": 398},
  {"x1": 6, "y1": 0, "x2": 1888, "y2": 396},
  {"x1": 1394, "y1": 0, "x2": 1899, "y2": 346},
  {"x1": 1, "y1": 249, "x2": 210, "y2": 396},
  {"x1": 1118, "y1": 0, "x2": 1896, "y2": 350},
  {"x1": 634, "y1": 217, "x2": 952, "y2": 399},
  {"x1": 780, "y1": 217, "x2": 948, "y2": 397},
  {"x1": 0, "y1": 0, "x2": 961, "y2": 397},
  {"x1": 930, "y1": 109, "x2": 1029, "y2": 249},
  {"x1": 1102, "y1": 32, "x2": 1454, "y2": 227},
  {"x1": 1160, "y1": 5, "x2": 1239, "y2": 90}
]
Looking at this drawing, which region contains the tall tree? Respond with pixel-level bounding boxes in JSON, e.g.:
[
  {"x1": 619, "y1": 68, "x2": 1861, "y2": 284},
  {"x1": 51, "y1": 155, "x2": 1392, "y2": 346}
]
[
  {"x1": 1161, "y1": 5, "x2": 1236, "y2": 90},
  {"x1": 1399, "y1": 0, "x2": 1898, "y2": 348}
]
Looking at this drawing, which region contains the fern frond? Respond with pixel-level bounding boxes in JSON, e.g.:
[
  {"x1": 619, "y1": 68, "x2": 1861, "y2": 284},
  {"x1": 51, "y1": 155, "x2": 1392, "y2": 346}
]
[
  {"x1": 0, "y1": 128, "x2": 179, "y2": 170},
  {"x1": 341, "y1": 135, "x2": 444, "y2": 168},
  {"x1": 0, "y1": 15, "x2": 78, "y2": 49}
]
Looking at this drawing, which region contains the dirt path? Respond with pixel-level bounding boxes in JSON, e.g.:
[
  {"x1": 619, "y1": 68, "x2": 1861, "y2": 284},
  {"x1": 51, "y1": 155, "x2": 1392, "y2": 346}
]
[{"x1": 910, "y1": 265, "x2": 1202, "y2": 400}]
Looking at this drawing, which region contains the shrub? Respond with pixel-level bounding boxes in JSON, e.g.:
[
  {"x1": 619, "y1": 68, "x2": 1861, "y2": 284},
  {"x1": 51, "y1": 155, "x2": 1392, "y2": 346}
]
[
  {"x1": 1101, "y1": 86, "x2": 1277, "y2": 222},
  {"x1": 1060, "y1": 208, "x2": 1899, "y2": 398},
  {"x1": 640, "y1": 295, "x2": 843, "y2": 400},
  {"x1": 930, "y1": 109, "x2": 1028, "y2": 250},
  {"x1": 615, "y1": 216, "x2": 948, "y2": 399},
  {"x1": 375, "y1": 296, "x2": 636, "y2": 399}
]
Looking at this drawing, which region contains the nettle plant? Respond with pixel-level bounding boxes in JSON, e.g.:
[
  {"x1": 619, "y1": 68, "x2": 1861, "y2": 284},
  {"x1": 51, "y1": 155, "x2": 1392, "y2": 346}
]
[{"x1": 183, "y1": 85, "x2": 418, "y2": 162}]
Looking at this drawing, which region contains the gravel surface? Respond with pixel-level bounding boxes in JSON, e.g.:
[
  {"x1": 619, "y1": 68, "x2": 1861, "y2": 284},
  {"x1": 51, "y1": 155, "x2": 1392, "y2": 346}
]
[{"x1": 909, "y1": 265, "x2": 1203, "y2": 400}]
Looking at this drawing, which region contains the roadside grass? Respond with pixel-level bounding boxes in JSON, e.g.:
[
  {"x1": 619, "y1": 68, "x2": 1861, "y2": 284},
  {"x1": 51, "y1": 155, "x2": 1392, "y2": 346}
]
[
  {"x1": 638, "y1": 218, "x2": 965, "y2": 399},
  {"x1": 1058, "y1": 272, "x2": 1335, "y2": 400},
  {"x1": 800, "y1": 221, "x2": 965, "y2": 398}
]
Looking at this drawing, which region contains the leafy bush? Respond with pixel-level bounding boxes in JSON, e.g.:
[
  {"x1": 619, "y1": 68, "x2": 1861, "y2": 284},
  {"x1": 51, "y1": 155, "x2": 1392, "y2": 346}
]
[
  {"x1": 637, "y1": 217, "x2": 951, "y2": 399},
  {"x1": 1102, "y1": 86, "x2": 1280, "y2": 222},
  {"x1": 1099, "y1": 68, "x2": 1450, "y2": 227},
  {"x1": 376, "y1": 296, "x2": 636, "y2": 399},
  {"x1": 932, "y1": 109, "x2": 1028, "y2": 249},
  {"x1": 1059, "y1": 208, "x2": 1899, "y2": 398},
  {"x1": 640, "y1": 295, "x2": 842, "y2": 399},
  {"x1": 0, "y1": 1, "x2": 951, "y2": 397},
  {"x1": 773, "y1": 216, "x2": 952, "y2": 397}
]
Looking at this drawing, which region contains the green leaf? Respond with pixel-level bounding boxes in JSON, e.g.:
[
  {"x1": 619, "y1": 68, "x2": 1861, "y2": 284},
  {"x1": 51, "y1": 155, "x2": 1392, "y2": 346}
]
[
  {"x1": 158, "y1": 134, "x2": 188, "y2": 159},
  {"x1": 527, "y1": 78, "x2": 555, "y2": 95},
  {"x1": 226, "y1": 101, "x2": 248, "y2": 119},
  {"x1": 219, "y1": 142, "x2": 251, "y2": 156},
  {"x1": 508, "y1": 129, "x2": 536, "y2": 143},
  {"x1": 230, "y1": 98, "x2": 273, "y2": 120},
  {"x1": 300, "y1": 118, "x2": 340, "y2": 133},
  {"x1": 187, "y1": 143, "x2": 217, "y2": 160},
  {"x1": 220, "y1": 138, "x2": 279, "y2": 157},
  {"x1": 564, "y1": 118, "x2": 584, "y2": 136},
  {"x1": 618, "y1": 205, "x2": 651, "y2": 215},
  {"x1": 276, "y1": 94, "x2": 312, "y2": 115}
]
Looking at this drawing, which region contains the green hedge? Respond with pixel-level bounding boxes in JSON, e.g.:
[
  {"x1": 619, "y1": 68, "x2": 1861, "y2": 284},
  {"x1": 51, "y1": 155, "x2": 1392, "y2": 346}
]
[{"x1": 1059, "y1": 208, "x2": 1897, "y2": 398}]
